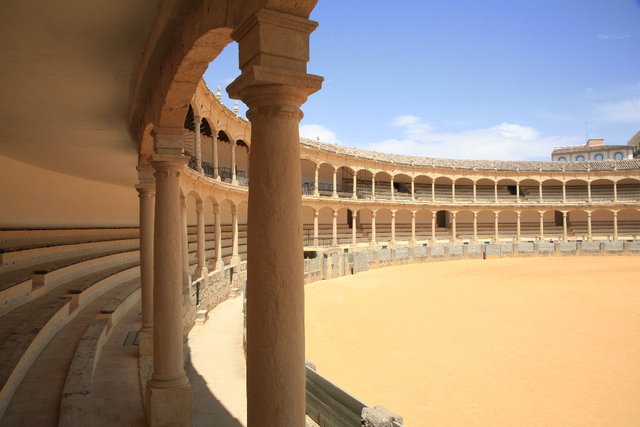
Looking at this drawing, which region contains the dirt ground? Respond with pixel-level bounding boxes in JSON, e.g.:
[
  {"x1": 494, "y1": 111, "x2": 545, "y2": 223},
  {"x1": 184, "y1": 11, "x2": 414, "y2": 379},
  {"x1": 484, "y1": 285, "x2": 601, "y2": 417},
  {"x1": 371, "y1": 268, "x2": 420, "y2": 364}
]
[{"x1": 305, "y1": 256, "x2": 640, "y2": 426}]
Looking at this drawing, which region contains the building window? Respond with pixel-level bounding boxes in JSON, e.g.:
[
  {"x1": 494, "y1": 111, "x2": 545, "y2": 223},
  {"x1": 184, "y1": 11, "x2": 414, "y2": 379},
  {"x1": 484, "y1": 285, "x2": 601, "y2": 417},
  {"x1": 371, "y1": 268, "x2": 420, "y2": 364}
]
[
  {"x1": 576, "y1": 155, "x2": 585, "y2": 161},
  {"x1": 594, "y1": 154, "x2": 603, "y2": 161},
  {"x1": 558, "y1": 157, "x2": 566, "y2": 162},
  {"x1": 614, "y1": 152, "x2": 623, "y2": 160}
]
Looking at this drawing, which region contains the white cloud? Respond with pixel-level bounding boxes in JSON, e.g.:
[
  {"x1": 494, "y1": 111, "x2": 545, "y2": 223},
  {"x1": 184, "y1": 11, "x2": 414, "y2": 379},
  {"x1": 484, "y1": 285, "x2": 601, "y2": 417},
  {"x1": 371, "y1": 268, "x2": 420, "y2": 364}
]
[
  {"x1": 597, "y1": 32, "x2": 633, "y2": 40},
  {"x1": 392, "y1": 115, "x2": 421, "y2": 126},
  {"x1": 597, "y1": 97, "x2": 640, "y2": 123},
  {"x1": 300, "y1": 124, "x2": 340, "y2": 144},
  {"x1": 365, "y1": 116, "x2": 580, "y2": 161}
]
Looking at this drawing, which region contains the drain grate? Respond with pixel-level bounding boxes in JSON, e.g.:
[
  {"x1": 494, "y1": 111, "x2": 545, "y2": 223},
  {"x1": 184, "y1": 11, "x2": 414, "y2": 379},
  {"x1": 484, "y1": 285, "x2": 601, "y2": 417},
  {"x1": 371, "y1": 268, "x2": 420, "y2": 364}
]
[{"x1": 123, "y1": 331, "x2": 139, "y2": 347}]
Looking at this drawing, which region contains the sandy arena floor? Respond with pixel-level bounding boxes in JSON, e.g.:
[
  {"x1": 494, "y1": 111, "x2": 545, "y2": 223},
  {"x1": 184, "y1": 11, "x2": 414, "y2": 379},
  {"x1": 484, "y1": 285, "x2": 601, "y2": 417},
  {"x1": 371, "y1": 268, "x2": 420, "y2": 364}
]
[{"x1": 305, "y1": 256, "x2": 640, "y2": 426}]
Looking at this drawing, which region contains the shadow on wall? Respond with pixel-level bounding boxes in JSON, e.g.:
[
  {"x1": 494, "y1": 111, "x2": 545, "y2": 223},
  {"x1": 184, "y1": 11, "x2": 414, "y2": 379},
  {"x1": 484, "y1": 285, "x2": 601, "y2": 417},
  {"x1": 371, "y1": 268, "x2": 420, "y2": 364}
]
[{"x1": 185, "y1": 344, "x2": 244, "y2": 427}]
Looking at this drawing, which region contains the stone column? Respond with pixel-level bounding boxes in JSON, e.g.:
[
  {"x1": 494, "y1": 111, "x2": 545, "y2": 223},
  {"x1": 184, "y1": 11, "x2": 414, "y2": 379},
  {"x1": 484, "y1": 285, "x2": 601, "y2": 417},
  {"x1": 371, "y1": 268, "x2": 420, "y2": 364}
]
[
  {"x1": 230, "y1": 204, "x2": 240, "y2": 265},
  {"x1": 390, "y1": 176, "x2": 395, "y2": 200},
  {"x1": 516, "y1": 211, "x2": 521, "y2": 242},
  {"x1": 516, "y1": 181, "x2": 520, "y2": 203},
  {"x1": 136, "y1": 164, "x2": 155, "y2": 358},
  {"x1": 431, "y1": 211, "x2": 437, "y2": 242},
  {"x1": 194, "y1": 115, "x2": 203, "y2": 173},
  {"x1": 562, "y1": 211, "x2": 568, "y2": 241},
  {"x1": 213, "y1": 203, "x2": 224, "y2": 271},
  {"x1": 180, "y1": 196, "x2": 190, "y2": 288},
  {"x1": 451, "y1": 211, "x2": 457, "y2": 242},
  {"x1": 494, "y1": 211, "x2": 499, "y2": 242},
  {"x1": 452, "y1": 181, "x2": 456, "y2": 203},
  {"x1": 410, "y1": 211, "x2": 416, "y2": 245},
  {"x1": 473, "y1": 181, "x2": 477, "y2": 203},
  {"x1": 212, "y1": 131, "x2": 220, "y2": 180},
  {"x1": 351, "y1": 210, "x2": 358, "y2": 248},
  {"x1": 494, "y1": 181, "x2": 498, "y2": 203},
  {"x1": 352, "y1": 172, "x2": 357, "y2": 199},
  {"x1": 313, "y1": 210, "x2": 319, "y2": 246},
  {"x1": 226, "y1": 10, "x2": 323, "y2": 425},
  {"x1": 411, "y1": 177, "x2": 415, "y2": 201},
  {"x1": 332, "y1": 168, "x2": 338, "y2": 197},
  {"x1": 587, "y1": 181, "x2": 592, "y2": 203},
  {"x1": 231, "y1": 142, "x2": 238, "y2": 185},
  {"x1": 562, "y1": 181, "x2": 566, "y2": 203},
  {"x1": 147, "y1": 143, "x2": 192, "y2": 426},
  {"x1": 332, "y1": 209, "x2": 338, "y2": 246},
  {"x1": 195, "y1": 201, "x2": 208, "y2": 277},
  {"x1": 313, "y1": 165, "x2": 319, "y2": 196},
  {"x1": 371, "y1": 211, "x2": 377, "y2": 246},
  {"x1": 539, "y1": 182, "x2": 543, "y2": 203},
  {"x1": 613, "y1": 210, "x2": 618, "y2": 241},
  {"x1": 613, "y1": 181, "x2": 618, "y2": 202},
  {"x1": 371, "y1": 175, "x2": 376, "y2": 199},
  {"x1": 391, "y1": 211, "x2": 396, "y2": 246},
  {"x1": 539, "y1": 211, "x2": 545, "y2": 241},
  {"x1": 472, "y1": 211, "x2": 478, "y2": 242},
  {"x1": 431, "y1": 180, "x2": 436, "y2": 202},
  {"x1": 587, "y1": 210, "x2": 592, "y2": 242}
]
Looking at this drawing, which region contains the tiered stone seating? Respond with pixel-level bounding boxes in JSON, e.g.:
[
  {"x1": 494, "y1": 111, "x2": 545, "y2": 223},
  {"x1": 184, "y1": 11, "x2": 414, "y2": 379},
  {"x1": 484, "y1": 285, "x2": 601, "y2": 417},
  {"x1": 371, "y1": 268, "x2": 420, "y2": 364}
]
[{"x1": 617, "y1": 183, "x2": 640, "y2": 200}]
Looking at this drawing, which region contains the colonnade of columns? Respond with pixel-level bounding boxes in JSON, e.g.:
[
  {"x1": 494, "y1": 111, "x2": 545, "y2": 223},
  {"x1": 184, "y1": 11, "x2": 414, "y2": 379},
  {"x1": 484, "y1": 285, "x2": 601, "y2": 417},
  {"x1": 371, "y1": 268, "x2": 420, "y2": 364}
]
[{"x1": 191, "y1": 116, "x2": 243, "y2": 184}]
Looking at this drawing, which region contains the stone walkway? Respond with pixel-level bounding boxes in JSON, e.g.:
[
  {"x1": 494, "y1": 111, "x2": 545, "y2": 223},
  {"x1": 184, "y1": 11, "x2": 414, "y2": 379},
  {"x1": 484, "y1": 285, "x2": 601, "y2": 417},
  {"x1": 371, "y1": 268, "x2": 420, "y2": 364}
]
[{"x1": 188, "y1": 296, "x2": 247, "y2": 427}]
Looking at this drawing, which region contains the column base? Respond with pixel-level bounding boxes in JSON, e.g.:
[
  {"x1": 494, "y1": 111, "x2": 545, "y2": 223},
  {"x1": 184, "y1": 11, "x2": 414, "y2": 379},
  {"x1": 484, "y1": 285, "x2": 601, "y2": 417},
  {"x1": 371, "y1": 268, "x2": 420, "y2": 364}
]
[
  {"x1": 138, "y1": 328, "x2": 153, "y2": 357},
  {"x1": 409, "y1": 239, "x2": 416, "y2": 246},
  {"x1": 230, "y1": 255, "x2": 241, "y2": 266},
  {"x1": 215, "y1": 260, "x2": 224, "y2": 271},
  {"x1": 147, "y1": 380, "x2": 193, "y2": 427},
  {"x1": 195, "y1": 266, "x2": 208, "y2": 278}
]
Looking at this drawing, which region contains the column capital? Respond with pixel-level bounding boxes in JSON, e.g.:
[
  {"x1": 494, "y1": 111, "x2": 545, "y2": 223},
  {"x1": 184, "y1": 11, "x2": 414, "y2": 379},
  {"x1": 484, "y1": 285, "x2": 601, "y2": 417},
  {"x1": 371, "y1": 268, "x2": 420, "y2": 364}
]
[
  {"x1": 154, "y1": 127, "x2": 185, "y2": 156},
  {"x1": 231, "y1": 204, "x2": 237, "y2": 215},
  {"x1": 352, "y1": 210, "x2": 358, "y2": 218},
  {"x1": 332, "y1": 210, "x2": 338, "y2": 217},
  {"x1": 194, "y1": 115, "x2": 203, "y2": 125},
  {"x1": 151, "y1": 154, "x2": 188, "y2": 170},
  {"x1": 391, "y1": 211, "x2": 396, "y2": 218},
  {"x1": 196, "y1": 200, "x2": 204, "y2": 212},
  {"x1": 213, "y1": 203, "x2": 220, "y2": 214},
  {"x1": 313, "y1": 210, "x2": 319, "y2": 218}
]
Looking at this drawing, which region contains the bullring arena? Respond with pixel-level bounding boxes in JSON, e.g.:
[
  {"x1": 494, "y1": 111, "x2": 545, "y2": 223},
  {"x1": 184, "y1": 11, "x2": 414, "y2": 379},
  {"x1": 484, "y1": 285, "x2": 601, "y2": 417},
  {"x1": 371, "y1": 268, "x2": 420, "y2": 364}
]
[{"x1": 1, "y1": 2, "x2": 639, "y2": 427}]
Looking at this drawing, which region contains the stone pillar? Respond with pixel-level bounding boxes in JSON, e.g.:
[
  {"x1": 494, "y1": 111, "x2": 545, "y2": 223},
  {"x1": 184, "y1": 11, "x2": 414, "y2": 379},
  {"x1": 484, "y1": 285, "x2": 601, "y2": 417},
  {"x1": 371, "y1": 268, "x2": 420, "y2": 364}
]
[
  {"x1": 494, "y1": 211, "x2": 499, "y2": 242},
  {"x1": 613, "y1": 181, "x2": 618, "y2": 202},
  {"x1": 516, "y1": 211, "x2": 521, "y2": 242},
  {"x1": 562, "y1": 181, "x2": 566, "y2": 203},
  {"x1": 473, "y1": 182, "x2": 477, "y2": 203},
  {"x1": 431, "y1": 211, "x2": 437, "y2": 242},
  {"x1": 411, "y1": 177, "x2": 415, "y2": 201},
  {"x1": 230, "y1": 204, "x2": 240, "y2": 265},
  {"x1": 390, "y1": 211, "x2": 396, "y2": 246},
  {"x1": 332, "y1": 168, "x2": 338, "y2": 197},
  {"x1": 371, "y1": 211, "x2": 377, "y2": 246},
  {"x1": 231, "y1": 142, "x2": 238, "y2": 185},
  {"x1": 212, "y1": 131, "x2": 220, "y2": 180},
  {"x1": 516, "y1": 181, "x2": 520, "y2": 203},
  {"x1": 431, "y1": 180, "x2": 435, "y2": 202},
  {"x1": 351, "y1": 210, "x2": 358, "y2": 248},
  {"x1": 213, "y1": 204, "x2": 224, "y2": 271},
  {"x1": 472, "y1": 211, "x2": 478, "y2": 242},
  {"x1": 136, "y1": 164, "x2": 155, "y2": 357},
  {"x1": 390, "y1": 176, "x2": 395, "y2": 200},
  {"x1": 539, "y1": 211, "x2": 545, "y2": 241},
  {"x1": 371, "y1": 175, "x2": 376, "y2": 199},
  {"x1": 147, "y1": 144, "x2": 192, "y2": 426},
  {"x1": 452, "y1": 181, "x2": 456, "y2": 203},
  {"x1": 352, "y1": 172, "x2": 357, "y2": 199},
  {"x1": 587, "y1": 181, "x2": 592, "y2": 203},
  {"x1": 195, "y1": 201, "x2": 208, "y2": 277},
  {"x1": 313, "y1": 165, "x2": 319, "y2": 196},
  {"x1": 451, "y1": 211, "x2": 457, "y2": 242},
  {"x1": 226, "y1": 10, "x2": 323, "y2": 425},
  {"x1": 587, "y1": 211, "x2": 592, "y2": 242},
  {"x1": 539, "y1": 182, "x2": 543, "y2": 203},
  {"x1": 180, "y1": 196, "x2": 190, "y2": 288},
  {"x1": 332, "y1": 209, "x2": 338, "y2": 246},
  {"x1": 194, "y1": 115, "x2": 203, "y2": 173},
  {"x1": 410, "y1": 211, "x2": 416, "y2": 245},
  {"x1": 613, "y1": 210, "x2": 618, "y2": 241},
  {"x1": 313, "y1": 210, "x2": 319, "y2": 246},
  {"x1": 562, "y1": 211, "x2": 568, "y2": 241},
  {"x1": 494, "y1": 181, "x2": 498, "y2": 203}
]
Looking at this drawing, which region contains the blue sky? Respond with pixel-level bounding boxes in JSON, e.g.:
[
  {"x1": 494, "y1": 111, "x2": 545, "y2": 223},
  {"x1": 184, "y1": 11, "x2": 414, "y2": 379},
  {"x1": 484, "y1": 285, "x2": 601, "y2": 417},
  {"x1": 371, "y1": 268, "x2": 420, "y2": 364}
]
[{"x1": 204, "y1": 0, "x2": 640, "y2": 161}]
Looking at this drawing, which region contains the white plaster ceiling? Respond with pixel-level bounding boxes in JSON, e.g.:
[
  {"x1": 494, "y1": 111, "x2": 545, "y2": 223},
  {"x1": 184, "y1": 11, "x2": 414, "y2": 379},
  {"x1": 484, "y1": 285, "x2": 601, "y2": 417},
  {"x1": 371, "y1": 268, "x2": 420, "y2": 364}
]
[{"x1": 0, "y1": 1, "x2": 163, "y2": 186}]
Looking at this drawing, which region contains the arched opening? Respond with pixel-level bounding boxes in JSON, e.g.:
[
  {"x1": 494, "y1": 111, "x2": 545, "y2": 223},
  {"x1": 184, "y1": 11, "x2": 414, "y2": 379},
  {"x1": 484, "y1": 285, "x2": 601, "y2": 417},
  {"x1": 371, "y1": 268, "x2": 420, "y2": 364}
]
[
  {"x1": 590, "y1": 178, "x2": 615, "y2": 202},
  {"x1": 499, "y1": 210, "x2": 518, "y2": 241},
  {"x1": 475, "y1": 178, "x2": 495, "y2": 202},
  {"x1": 434, "y1": 177, "x2": 453, "y2": 201},
  {"x1": 454, "y1": 178, "x2": 474, "y2": 202},
  {"x1": 395, "y1": 209, "x2": 413, "y2": 243},
  {"x1": 317, "y1": 206, "x2": 335, "y2": 245},
  {"x1": 455, "y1": 210, "x2": 474, "y2": 241},
  {"x1": 358, "y1": 208, "x2": 374, "y2": 243},
  {"x1": 541, "y1": 179, "x2": 563, "y2": 202},
  {"x1": 476, "y1": 210, "x2": 494, "y2": 242},
  {"x1": 393, "y1": 174, "x2": 412, "y2": 200},
  {"x1": 355, "y1": 169, "x2": 374, "y2": 199},
  {"x1": 414, "y1": 175, "x2": 433, "y2": 201},
  {"x1": 235, "y1": 140, "x2": 249, "y2": 186},
  {"x1": 565, "y1": 179, "x2": 588, "y2": 202},
  {"x1": 519, "y1": 178, "x2": 540, "y2": 203},
  {"x1": 520, "y1": 210, "x2": 540, "y2": 241},
  {"x1": 374, "y1": 208, "x2": 392, "y2": 244},
  {"x1": 617, "y1": 178, "x2": 640, "y2": 201},
  {"x1": 301, "y1": 159, "x2": 317, "y2": 195},
  {"x1": 216, "y1": 130, "x2": 233, "y2": 182},
  {"x1": 415, "y1": 209, "x2": 432, "y2": 241},
  {"x1": 317, "y1": 163, "x2": 336, "y2": 197},
  {"x1": 618, "y1": 208, "x2": 640, "y2": 239},
  {"x1": 301, "y1": 205, "x2": 316, "y2": 246},
  {"x1": 337, "y1": 166, "x2": 357, "y2": 198},
  {"x1": 374, "y1": 171, "x2": 393, "y2": 200},
  {"x1": 497, "y1": 178, "x2": 518, "y2": 202}
]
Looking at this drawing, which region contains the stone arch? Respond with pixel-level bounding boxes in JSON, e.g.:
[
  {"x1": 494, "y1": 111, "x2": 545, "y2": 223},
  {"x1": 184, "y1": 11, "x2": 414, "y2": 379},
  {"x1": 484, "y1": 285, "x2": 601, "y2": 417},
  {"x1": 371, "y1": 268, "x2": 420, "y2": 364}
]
[
  {"x1": 414, "y1": 175, "x2": 433, "y2": 201},
  {"x1": 317, "y1": 163, "x2": 336, "y2": 196},
  {"x1": 301, "y1": 158, "x2": 318, "y2": 195},
  {"x1": 374, "y1": 171, "x2": 392, "y2": 199}
]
